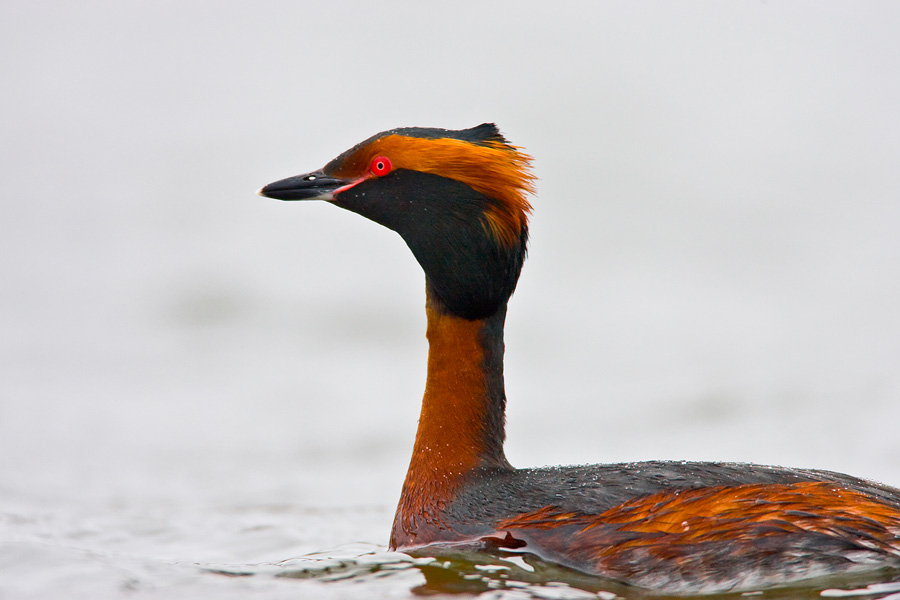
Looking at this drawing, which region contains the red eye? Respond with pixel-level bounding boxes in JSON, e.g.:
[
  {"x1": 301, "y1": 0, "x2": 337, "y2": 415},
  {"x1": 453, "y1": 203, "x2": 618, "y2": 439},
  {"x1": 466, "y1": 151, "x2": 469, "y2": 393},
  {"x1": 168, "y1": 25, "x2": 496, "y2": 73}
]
[{"x1": 369, "y1": 155, "x2": 392, "y2": 177}]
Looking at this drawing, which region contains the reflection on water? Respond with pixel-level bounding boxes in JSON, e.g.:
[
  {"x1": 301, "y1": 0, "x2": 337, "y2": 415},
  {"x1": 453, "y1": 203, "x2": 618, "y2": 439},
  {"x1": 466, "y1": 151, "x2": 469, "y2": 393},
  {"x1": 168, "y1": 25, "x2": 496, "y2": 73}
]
[{"x1": 208, "y1": 544, "x2": 900, "y2": 600}]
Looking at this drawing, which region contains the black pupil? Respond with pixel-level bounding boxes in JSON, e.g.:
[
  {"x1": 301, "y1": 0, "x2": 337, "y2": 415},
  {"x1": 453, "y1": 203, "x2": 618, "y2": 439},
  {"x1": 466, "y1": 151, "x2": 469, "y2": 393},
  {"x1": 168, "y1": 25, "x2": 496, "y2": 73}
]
[{"x1": 376, "y1": 162, "x2": 384, "y2": 171}]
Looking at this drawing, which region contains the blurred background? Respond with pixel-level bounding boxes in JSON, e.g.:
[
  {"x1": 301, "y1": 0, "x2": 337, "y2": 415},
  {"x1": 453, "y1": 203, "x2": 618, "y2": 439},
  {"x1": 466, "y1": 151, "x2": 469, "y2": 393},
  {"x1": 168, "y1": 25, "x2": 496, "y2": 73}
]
[{"x1": 2, "y1": 2, "x2": 899, "y2": 597}]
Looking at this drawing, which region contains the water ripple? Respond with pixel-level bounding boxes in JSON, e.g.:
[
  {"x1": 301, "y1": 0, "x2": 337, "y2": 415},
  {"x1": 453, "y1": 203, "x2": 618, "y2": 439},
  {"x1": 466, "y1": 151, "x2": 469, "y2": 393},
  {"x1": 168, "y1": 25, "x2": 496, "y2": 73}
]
[{"x1": 204, "y1": 544, "x2": 900, "y2": 600}]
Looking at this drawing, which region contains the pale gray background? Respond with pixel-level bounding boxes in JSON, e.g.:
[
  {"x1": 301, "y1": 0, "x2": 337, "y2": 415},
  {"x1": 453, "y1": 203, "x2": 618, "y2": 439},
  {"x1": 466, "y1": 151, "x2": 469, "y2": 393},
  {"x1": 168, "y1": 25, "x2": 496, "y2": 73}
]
[{"x1": 2, "y1": 2, "x2": 899, "y2": 598}]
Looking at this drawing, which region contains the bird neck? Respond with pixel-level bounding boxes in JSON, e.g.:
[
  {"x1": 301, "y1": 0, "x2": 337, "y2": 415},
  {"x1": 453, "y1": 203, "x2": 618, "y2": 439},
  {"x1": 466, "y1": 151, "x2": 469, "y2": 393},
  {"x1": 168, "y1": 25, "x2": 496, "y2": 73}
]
[
  {"x1": 417, "y1": 286, "x2": 510, "y2": 470},
  {"x1": 391, "y1": 285, "x2": 511, "y2": 547}
]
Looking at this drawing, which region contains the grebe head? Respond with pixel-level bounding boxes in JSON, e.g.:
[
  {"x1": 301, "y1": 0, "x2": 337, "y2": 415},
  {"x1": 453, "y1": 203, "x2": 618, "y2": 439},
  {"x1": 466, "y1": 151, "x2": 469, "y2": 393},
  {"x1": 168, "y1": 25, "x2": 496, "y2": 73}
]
[{"x1": 258, "y1": 124, "x2": 535, "y2": 319}]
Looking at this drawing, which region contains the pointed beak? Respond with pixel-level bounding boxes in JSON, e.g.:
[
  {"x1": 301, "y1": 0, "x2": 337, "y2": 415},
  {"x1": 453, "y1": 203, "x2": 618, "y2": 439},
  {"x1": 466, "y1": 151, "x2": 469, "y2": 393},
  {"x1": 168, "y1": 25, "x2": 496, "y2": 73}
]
[{"x1": 257, "y1": 170, "x2": 350, "y2": 201}]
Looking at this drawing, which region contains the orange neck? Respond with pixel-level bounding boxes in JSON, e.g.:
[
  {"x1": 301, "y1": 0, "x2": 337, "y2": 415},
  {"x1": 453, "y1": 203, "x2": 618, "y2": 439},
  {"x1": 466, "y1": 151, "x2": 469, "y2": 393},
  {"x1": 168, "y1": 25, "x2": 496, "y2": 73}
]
[{"x1": 390, "y1": 287, "x2": 510, "y2": 547}]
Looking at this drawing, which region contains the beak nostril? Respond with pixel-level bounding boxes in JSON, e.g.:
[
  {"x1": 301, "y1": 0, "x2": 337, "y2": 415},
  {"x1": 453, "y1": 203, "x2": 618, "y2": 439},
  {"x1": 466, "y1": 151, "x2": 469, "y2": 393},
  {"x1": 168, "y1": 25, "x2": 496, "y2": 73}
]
[{"x1": 257, "y1": 170, "x2": 345, "y2": 201}]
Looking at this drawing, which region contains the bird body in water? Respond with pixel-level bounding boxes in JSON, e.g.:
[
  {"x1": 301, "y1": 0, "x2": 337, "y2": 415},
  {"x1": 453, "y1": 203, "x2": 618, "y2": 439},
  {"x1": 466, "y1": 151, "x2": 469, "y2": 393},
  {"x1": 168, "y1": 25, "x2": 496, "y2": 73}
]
[{"x1": 259, "y1": 124, "x2": 900, "y2": 593}]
